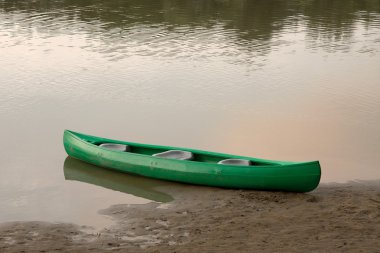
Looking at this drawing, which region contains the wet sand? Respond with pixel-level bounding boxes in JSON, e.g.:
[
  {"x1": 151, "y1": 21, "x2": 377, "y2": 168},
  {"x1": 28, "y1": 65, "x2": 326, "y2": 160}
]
[{"x1": 1, "y1": 181, "x2": 379, "y2": 253}]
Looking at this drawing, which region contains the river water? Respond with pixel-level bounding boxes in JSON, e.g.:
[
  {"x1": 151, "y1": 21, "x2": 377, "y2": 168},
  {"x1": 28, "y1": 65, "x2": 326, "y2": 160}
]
[{"x1": 0, "y1": 0, "x2": 379, "y2": 227}]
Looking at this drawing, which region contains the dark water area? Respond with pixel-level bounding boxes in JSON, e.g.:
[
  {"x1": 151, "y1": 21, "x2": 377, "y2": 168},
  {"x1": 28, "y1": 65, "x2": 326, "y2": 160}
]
[{"x1": 0, "y1": 0, "x2": 379, "y2": 227}]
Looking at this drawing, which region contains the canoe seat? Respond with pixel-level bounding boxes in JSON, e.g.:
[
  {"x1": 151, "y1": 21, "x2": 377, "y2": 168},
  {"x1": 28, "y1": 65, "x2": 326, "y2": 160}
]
[
  {"x1": 218, "y1": 159, "x2": 252, "y2": 166},
  {"x1": 153, "y1": 150, "x2": 193, "y2": 160},
  {"x1": 99, "y1": 143, "x2": 130, "y2": 152}
]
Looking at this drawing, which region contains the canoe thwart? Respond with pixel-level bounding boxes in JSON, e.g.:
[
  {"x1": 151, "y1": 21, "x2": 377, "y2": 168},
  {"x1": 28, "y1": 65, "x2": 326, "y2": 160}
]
[
  {"x1": 218, "y1": 159, "x2": 252, "y2": 166},
  {"x1": 153, "y1": 150, "x2": 194, "y2": 160},
  {"x1": 99, "y1": 143, "x2": 130, "y2": 152}
]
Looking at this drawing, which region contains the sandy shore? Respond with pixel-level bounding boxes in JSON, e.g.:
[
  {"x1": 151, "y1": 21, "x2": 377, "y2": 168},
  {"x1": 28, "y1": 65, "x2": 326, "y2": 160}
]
[{"x1": 1, "y1": 180, "x2": 379, "y2": 252}]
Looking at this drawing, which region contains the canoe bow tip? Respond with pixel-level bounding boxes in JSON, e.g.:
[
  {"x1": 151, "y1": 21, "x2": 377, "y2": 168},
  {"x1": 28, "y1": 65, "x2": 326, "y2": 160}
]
[
  {"x1": 63, "y1": 130, "x2": 80, "y2": 139},
  {"x1": 64, "y1": 129, "x2": 79, "y2": 135}
]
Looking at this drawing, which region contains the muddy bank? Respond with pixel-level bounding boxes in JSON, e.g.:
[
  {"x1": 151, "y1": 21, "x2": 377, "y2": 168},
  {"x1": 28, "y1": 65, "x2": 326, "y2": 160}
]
[{"x1": 1, "y1": 181, "x2": 379, "y2": 252}]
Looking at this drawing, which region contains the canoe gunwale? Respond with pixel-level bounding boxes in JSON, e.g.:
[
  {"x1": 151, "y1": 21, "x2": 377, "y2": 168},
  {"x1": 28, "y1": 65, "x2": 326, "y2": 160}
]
[{"x1": 64, "y1": 130, "x2": 319, "y2": 169}]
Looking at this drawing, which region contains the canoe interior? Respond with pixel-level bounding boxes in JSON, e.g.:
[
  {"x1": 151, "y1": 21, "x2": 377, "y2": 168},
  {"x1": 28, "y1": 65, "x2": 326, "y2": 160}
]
[{"x1": 75, "y1": 131, "x2": 279, "y2": 166}]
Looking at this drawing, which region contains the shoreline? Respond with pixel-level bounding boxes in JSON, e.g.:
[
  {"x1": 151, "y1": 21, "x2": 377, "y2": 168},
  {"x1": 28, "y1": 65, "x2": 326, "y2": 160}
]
[{"x1": 1, "y1": 180, "x2": 379, "y2": 252}]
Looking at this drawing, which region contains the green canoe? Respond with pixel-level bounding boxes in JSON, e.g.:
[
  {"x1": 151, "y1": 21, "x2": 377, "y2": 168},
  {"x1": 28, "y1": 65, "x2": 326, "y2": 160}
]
[{"x1": 63, "y1": 130, "x2": 321, "y2": 192}]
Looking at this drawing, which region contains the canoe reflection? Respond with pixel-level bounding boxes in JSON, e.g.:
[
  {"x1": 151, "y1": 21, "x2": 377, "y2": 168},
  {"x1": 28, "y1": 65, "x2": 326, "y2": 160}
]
[{"x1": 63, "y1": 157, "x2": 174, "y2": 203}]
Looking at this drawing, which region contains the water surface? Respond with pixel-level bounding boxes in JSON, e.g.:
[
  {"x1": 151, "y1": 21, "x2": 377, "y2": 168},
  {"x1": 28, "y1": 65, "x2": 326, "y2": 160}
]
[{"x1": 1, "y1": 0, "x2": 380, "y2": 227}]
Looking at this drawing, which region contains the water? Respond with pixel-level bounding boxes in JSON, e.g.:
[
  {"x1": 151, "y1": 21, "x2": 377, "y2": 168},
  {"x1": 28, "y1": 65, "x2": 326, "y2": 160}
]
[{"x1": 0, "y1": 0, "x2": 379, "y2": 227}]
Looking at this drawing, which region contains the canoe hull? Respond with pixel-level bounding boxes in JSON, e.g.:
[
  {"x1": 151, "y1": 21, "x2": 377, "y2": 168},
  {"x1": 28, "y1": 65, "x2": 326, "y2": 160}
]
[{"x1": 63, "y1": 130, "x2": 321, "y2": 192}]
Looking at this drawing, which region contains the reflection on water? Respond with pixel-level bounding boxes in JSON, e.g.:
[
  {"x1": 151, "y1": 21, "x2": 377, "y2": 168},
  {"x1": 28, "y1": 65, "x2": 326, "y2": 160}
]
[
  {"x1": 1, "y1": 0, "x2": 379, "y2": 62},
  {"x1": 64, "y1": 157, "x2": 173, "y2": 203},
  {"x1": 0, "y1": 0, "x2": 379, "y2": 227}
]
